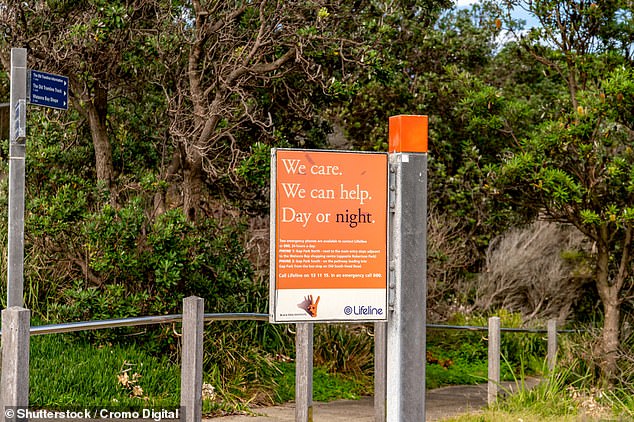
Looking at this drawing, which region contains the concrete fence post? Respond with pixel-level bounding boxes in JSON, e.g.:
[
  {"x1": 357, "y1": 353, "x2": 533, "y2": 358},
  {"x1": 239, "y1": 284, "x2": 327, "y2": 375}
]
[
  {"x1": 295, "y1": 323, "x2": 314, "y2": 422},
  {"x1": 374, "y1": 321, "x2": 387, "y2": 422},
  {"x1": 1, "y1": 306, "x2": 30, "y2": 422},
  {"x1": 547, "y1": 319, "x2": 557, "y2": 372},
  {"x1": 487, "y1": 316, "x2": 500, "y2": 406},
  {"x1": 181, "y1": 296, "x2": 204, "y2": 422}
]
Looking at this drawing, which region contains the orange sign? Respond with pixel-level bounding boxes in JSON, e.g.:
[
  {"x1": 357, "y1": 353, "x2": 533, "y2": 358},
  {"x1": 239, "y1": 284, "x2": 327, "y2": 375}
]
[{"x1": 271, "y1": 149, "x2": 388, "y2": 322}]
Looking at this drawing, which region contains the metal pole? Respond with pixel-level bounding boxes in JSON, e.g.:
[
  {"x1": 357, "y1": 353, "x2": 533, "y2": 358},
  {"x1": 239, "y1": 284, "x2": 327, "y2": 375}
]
[
  {"x1": 180, "y1": 296, "x2": 204, "y2": 422},
  {"x1": 1, "y1": 307, "x2": 30, "y2": 422},
  {"x1": 8, "y1": 48, "x2": 27, "y2": 308},
  {"x1": 295, "y1": 323, "x2": 313, "y2": 422},
  {"x1": 386, "y1": 115, "x2": 428, "y2": 422},
  {"x1": 488, "y1": 316, "x2": 501, "y2": 405}
]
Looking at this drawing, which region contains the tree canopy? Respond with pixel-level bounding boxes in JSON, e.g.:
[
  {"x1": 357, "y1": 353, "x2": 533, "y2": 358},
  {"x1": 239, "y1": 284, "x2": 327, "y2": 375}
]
[{"x1": 484, "y1": 0, "x2": 634, "y2": 379}]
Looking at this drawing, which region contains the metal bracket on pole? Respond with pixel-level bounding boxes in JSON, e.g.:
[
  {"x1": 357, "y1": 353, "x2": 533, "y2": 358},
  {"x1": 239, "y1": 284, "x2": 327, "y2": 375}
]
[
  {"x1": 8, "y1": 47, "x2": 27, "y2": 308},
  {"x1": 13, "y1": 99, "x2": 26, "y2": 142},
  {"x1": 385, "y1": 115, "x2": 428, "y2": 422}
]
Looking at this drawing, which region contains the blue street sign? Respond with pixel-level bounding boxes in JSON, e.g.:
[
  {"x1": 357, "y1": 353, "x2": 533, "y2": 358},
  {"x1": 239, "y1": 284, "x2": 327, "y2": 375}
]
[{"x1": 28, "y1": 70, "x2": 68, "y2": 110}]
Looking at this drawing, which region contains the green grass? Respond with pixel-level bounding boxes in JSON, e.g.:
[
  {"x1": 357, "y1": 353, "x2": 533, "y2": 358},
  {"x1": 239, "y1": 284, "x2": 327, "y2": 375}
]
[
  {"x1": 269, "y1": 362, "x2": 373, "y2": 403},
  {"x1": 28, "y1": 329, "x2": 531, "y2": 408},
  {"x1": 28, "y1": 334, "x2": 373, "y2": 414},
  {"x1": 426, "y1": 359, "x2": 488, "y2": 389},
  {"x1": 426, "y1": 331, "x2": 523, "y2": 389},
  {"x1": 30, "y1": 333, "x2": 180, "y2": 410},
  {"x1": 27, "y1": 332, "x2": 630, "y2": 421}
]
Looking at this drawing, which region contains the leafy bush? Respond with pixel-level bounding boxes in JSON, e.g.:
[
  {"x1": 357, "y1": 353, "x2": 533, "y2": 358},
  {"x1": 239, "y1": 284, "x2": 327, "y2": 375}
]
[
  {"x1": 30, "y1": 195, "x2": 260, "y2": 323},
  {"x1": 13, "y1": 186, "x2": 263, "y2": 351}
]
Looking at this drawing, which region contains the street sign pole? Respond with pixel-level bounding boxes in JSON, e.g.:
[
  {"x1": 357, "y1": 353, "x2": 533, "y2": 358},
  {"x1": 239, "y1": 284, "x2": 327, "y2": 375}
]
[
  {"x1": 8, "y1": 47, "x2": 27, "y2": 308},
  {"x1": 386, "y1": 115, "x2": 428, "y2": 422}
]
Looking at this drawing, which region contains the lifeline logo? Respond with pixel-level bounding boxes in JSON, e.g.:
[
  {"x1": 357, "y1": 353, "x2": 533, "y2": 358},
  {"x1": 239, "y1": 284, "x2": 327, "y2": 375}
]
[{"x1": 343, "y1": 305, "x2": 384, "y2": 316}]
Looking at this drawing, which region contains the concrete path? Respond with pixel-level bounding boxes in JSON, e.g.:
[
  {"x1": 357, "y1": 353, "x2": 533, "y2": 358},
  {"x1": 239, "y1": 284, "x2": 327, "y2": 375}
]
[{"x1": 205, "y1": 378, "x2": 540, "y2": 421}]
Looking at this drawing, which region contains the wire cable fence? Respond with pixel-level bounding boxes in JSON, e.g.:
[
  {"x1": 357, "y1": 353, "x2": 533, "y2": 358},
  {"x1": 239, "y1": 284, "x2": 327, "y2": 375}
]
[
  {"x1": 26, "y1": 313, "x2": 269, "y2": 336},
  {"x1": 426, "y1": 323, "x2": 582, "y2": 333},
  {"x1": 0, "y1": 303, "x2": 581, "y2": 422},
  {"x1": 13, "y1": 315, "x2": 580, "y2": 336}
]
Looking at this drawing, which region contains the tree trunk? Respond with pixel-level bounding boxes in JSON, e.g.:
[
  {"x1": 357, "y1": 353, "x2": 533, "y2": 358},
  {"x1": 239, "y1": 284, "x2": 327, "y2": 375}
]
[
  {"x1": 182, "y1": 151, "x2": 204, "y2": 221},
  {"x1": 86, "y1": 84, "x2": 115, "y2": 198},
  {"x1": 600, "y1": 294, "x2": 620, "y2": 381},
  {"x1": 595, "y1": 241, "x2": 620, "y2": 381}
]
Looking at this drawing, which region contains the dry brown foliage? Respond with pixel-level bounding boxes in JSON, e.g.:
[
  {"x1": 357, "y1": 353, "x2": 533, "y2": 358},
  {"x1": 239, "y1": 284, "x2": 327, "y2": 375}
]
[{"x1": 477, "y1": 220, "x2": 593, "y2": 322}]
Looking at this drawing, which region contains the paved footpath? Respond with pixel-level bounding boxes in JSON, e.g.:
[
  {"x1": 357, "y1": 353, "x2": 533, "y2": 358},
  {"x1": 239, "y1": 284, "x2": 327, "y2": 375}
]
[{"x1": 205, "y1": 378, "x2": 540, "y2": 422}]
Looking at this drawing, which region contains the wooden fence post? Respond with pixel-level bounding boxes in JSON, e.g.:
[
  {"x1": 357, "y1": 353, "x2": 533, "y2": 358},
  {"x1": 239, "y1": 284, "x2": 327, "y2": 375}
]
[
  {"x1": 374, "y1": 321, "x2": 387, "y2": 422},
  {"x1": 487, "y1": 316, "x2": 500, "y2": 406},
  {"x1": 547, "y1": 319, "x2": 557, "y2": 372},
  {"x1": 1, "y1": 307, "x2": 30, "y2": 422},
  {"x1": 295, "y1": 323, "x2": 314, "y2": 422},
  {"x1": 181, "y1": 296, "x2": 204, "y2": 422}
]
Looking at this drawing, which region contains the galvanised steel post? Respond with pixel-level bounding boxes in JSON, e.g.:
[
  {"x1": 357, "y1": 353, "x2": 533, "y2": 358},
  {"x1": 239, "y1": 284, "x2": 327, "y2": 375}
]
[
  {"x1": 386, "y1": 115, "x2": 428, "y2": 422},
  {"x1": 8, "y1": 48, "x2": 27, "y2": 308}
]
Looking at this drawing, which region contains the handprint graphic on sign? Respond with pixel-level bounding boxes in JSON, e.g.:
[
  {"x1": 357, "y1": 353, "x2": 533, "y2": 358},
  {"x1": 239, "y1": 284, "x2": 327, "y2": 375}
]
[{"x1": 304, "y1": 295, "x2": 320, "y2": 317}]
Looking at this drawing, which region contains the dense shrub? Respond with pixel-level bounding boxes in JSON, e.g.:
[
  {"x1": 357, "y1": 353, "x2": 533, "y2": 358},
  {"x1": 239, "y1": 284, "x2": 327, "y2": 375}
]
[{"x1": 44, "y1": 202, "x2": 261, "y2": 321}]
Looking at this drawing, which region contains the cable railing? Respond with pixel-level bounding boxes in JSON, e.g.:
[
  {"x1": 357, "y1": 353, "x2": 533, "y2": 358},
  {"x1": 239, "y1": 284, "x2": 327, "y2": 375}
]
[
  {"x1": 8, "y1": 313, "x2": 580, "y2": 336},
  {"x1": 426, "y1": 323, "x2": 581, "y2": 333},
  {"x1": 0, "y1": 300, "x2": 579, "y2": 422},
  {"x1": 27, "y1": 312, "x2": 269, "y2": 336}
]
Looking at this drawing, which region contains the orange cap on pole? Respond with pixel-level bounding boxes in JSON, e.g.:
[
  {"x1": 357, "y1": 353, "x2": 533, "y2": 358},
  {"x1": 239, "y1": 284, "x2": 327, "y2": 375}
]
[{"x1": 388, "y1": 115, "x2": 428, "y2": 153}]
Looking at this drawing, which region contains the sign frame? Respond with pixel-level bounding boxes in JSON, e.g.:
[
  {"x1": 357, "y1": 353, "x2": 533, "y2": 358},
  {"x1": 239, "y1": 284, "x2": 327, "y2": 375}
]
[{"x1": 269, "y1": 148, "x2": 389, "y2": 323}]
